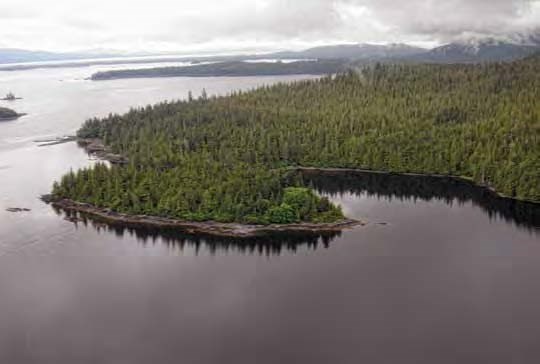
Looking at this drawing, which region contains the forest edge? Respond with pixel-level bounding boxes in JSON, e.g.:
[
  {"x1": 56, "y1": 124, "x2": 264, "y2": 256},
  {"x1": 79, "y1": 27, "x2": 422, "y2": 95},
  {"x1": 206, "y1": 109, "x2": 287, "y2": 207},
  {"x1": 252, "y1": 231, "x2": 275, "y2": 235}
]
[{"x1": 78, "y1": 137, "x2": 540, "y2": 205}]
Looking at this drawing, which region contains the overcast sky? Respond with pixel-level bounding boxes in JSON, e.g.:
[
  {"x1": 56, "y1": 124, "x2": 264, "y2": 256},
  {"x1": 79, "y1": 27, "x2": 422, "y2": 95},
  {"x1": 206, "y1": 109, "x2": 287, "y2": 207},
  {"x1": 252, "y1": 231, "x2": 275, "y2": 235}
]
[{"x1": 1, "y1": 0, "x2": 539, "y2": 53}]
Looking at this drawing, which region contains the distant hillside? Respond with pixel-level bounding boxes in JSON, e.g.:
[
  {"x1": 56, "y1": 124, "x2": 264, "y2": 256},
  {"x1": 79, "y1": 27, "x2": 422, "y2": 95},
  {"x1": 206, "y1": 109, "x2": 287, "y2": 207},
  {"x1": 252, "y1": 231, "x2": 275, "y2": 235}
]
[
  {"x1": 271, "y1": 43, "x2": 427, "y2": 60},
  {"x1": 0, "y1": 49, "x2": 82, "y2": 64},
  {"x1": 91, "y1": 60, "x2": 346, "y2": 80}
]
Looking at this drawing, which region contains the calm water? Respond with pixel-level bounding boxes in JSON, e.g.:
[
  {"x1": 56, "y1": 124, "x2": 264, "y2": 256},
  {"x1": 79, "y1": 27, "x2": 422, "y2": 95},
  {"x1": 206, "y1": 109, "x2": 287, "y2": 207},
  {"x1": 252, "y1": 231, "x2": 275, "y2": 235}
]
[{"x1": 0, "y1": 65, "x2": 539, "y2": 364}]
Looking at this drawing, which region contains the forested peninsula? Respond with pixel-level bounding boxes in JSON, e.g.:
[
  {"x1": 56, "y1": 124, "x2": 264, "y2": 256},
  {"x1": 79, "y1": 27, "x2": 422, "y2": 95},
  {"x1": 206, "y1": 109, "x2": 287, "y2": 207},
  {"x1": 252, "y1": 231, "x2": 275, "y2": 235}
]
[
  {"x1": 91, "y1": 60, "x2": 346, "y2": 80},
  {"x1": 50, "y1": 55, "x2": 540, "y2": 232}
]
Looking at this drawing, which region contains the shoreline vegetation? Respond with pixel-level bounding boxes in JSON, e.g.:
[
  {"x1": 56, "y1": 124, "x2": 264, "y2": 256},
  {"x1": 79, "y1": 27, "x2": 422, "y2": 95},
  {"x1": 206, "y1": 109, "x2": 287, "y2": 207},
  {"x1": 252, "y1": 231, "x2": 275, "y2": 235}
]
[
  {"x1": 43, "y1": 197, "x2": 362, "y2": 238},
  {"x1": 50, "y1": 55, "x2": 540, "y2": 234},
  {"x1": 90, "y1": 60, "x2": 346, "y2": 80}
]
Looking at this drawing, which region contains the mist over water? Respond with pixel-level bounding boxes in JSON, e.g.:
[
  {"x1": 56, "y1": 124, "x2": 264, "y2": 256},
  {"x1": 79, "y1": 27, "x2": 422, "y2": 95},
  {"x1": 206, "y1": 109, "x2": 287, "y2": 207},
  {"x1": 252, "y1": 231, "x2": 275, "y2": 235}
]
[{"x1": 0, "y1": 65, "x2": 539, "y2": 364}]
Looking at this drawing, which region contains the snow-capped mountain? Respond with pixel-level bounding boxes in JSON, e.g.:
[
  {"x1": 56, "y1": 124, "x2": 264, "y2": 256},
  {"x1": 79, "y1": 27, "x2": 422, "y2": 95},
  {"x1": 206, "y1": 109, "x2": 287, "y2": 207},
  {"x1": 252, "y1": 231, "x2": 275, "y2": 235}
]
[
  {"x1": 419, "y1": 29, "x2": 540, "y2": 63},
  {"x1": 506, "y1": 28, "x2": 540, "y2": 46}
]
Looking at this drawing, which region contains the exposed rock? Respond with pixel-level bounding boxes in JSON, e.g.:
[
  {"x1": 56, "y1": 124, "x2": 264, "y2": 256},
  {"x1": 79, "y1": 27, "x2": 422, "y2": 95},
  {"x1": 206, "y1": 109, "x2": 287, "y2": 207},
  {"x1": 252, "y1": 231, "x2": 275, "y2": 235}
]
[
  {"x1": 40, "y1": 194, "x2": 54, "y2": 204},
  {"x1": 78, "y1": 138, "x2": 128, "y2": 164}
]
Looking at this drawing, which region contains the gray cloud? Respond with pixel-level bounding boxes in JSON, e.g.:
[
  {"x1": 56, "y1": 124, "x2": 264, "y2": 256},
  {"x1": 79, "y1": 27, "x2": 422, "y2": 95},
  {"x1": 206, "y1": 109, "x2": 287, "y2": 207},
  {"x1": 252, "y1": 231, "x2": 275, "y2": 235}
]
[
  {"x1": 153, "y1": 0, "x2": 342, "y2": 43},
  {"x1": 356, "y1": 0, "x2": 539, "y2": 41},
  {"x1": 166, "y1": 0, "x2": 540, "y2": 46}
]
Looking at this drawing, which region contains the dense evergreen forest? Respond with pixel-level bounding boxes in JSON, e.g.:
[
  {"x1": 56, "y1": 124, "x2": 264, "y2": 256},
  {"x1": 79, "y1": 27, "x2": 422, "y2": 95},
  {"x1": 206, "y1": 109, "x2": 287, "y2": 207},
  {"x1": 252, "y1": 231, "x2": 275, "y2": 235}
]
[{"x1": 53, "y1": 55, "x2": 540, "y2": 224}]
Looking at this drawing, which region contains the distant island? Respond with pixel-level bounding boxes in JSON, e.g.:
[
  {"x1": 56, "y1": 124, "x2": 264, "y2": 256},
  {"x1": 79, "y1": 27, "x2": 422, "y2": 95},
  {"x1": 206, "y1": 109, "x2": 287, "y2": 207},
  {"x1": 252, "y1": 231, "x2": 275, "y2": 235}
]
[
  {"x1": 49, "y1": 55, "x2": 540, "y2": 235},
  {"x1": 91, "y1": 60, "x2": 347, "y2": 80},
  {"x1": 0, "y1": 107, "x2": 25, "y2": 121}
]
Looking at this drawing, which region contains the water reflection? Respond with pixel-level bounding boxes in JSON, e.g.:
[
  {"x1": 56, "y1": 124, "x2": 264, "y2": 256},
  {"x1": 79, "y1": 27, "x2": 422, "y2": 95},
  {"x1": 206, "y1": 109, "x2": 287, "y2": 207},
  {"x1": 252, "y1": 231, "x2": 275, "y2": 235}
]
[
  {"x1": 54, "y1": 208, "x2": 341, "y2": 255},
  {"x1": 301, "y1": 170, "x2": 540, "y2": 231}
]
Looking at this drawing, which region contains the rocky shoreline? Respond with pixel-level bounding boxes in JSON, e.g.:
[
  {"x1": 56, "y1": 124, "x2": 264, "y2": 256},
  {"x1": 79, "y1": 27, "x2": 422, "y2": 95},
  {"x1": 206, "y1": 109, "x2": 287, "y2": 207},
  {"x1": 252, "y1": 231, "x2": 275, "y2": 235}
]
[
  {"x1": 77, "y1": 138, "x2": 128, "y2": 164},
  {"x1": 44, "y1": 197, "x2": 364, "y2": 238}
]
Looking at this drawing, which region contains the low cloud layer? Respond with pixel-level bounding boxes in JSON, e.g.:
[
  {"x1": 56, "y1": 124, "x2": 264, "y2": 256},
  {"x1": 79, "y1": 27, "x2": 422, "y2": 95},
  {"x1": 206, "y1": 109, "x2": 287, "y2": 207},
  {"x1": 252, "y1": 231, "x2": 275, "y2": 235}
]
[{"x1": 0, "y1": 0, "x2": 539, "y2": 52}]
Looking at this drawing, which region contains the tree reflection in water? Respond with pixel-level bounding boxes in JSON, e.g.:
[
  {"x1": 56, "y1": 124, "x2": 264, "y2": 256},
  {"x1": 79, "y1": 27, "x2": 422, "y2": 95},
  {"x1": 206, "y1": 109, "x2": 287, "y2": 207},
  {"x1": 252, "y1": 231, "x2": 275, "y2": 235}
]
[
  {"x1": 54, "y1": 207, "x2": 340, "y2": 255},
  {"x1": 300, "y1": 170, "x2": 539, "y2": 231}
]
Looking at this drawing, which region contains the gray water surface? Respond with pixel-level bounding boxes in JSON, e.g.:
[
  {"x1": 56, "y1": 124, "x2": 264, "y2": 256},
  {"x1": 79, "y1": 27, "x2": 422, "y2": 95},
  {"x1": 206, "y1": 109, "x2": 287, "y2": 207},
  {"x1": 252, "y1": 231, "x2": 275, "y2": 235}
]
[{"x1": 0, "y1": 66, "x2": 539, "y2": 364}]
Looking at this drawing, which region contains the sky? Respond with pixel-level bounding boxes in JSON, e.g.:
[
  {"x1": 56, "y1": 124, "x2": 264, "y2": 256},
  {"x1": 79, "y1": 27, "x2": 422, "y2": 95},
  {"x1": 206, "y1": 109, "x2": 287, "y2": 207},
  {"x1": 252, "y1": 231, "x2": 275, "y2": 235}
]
[{"x1": 1, "y1": 0, "x2": 539, "y2": 53}]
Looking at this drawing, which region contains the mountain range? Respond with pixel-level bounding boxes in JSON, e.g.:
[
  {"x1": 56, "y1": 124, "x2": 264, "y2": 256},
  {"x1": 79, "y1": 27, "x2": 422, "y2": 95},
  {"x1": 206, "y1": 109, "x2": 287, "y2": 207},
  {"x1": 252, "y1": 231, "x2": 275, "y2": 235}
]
[
  {"x1": 1, "y1": 29, "x2": 539, "y2": 66},
  {"x1": 270, "y1": 30, "x2": 540, "y2": 63}
]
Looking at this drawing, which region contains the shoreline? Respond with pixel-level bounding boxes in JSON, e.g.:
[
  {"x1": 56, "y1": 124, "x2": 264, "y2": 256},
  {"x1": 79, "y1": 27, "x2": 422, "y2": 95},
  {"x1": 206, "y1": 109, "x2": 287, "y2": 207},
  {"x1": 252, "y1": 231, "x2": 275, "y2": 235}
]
[
  {"x1": 294, "y1": 167, "x2": 539, "y2": 205},
  {"x1": 46, "y1": 198, "x2": 364, "y2": 238}
]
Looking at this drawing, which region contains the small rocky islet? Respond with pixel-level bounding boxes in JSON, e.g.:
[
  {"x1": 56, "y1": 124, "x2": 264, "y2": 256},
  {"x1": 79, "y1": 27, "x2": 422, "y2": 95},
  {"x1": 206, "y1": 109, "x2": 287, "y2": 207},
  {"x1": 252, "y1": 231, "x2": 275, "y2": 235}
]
[{"x1": 0, "y1": 106, "x2": 25, "y2": 121}]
